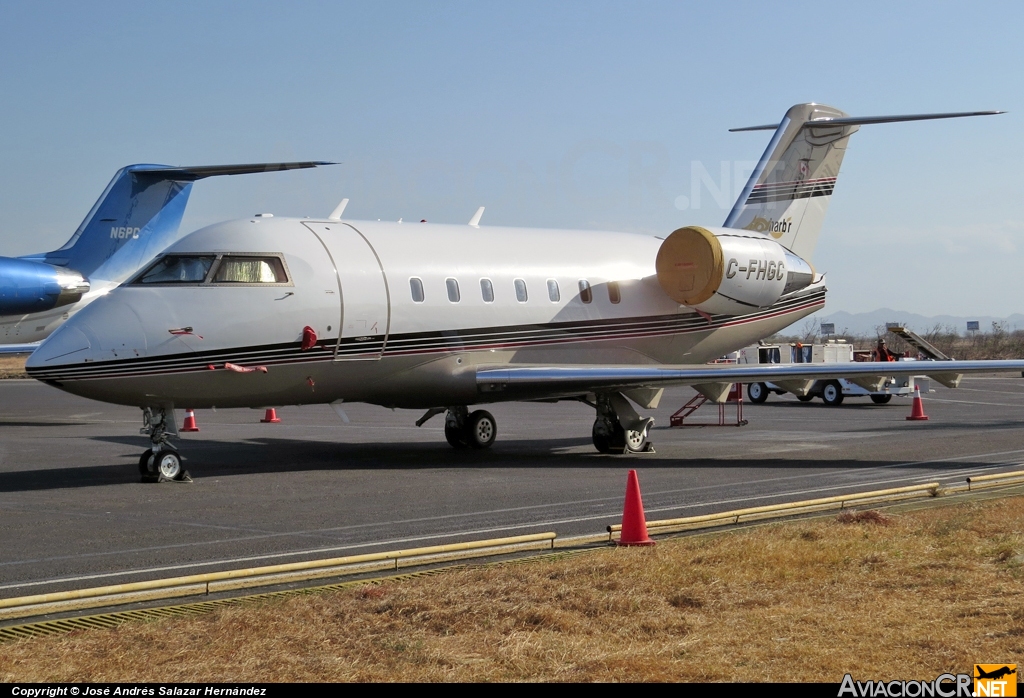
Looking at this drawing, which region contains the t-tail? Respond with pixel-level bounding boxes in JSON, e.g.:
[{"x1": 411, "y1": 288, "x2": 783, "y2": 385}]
[
  {"x1": 20, "y1": 161, "x2": 332, "y2": 283},
  {"x1": 723, "y1": 103, "x2": 1002, "y2": 262}
]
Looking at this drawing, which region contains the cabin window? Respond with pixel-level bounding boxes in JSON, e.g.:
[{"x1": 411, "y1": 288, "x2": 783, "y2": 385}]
[
  {"x1": 514, "y1": 278, "x2": 528, "y2": 303},
  {"x1": 446, "y1": 278, "x2": 461, "y2": 303},
  {"x1": 135, "y1": 256, "x2": 216, "y2": 284},
  {"x1": 578, "y1": 280, "x2": 592, "y2": 303},
  {"x1": 480, "y1": 278, "x2": 494, "y2": 303},
  {"x1": 410, "y1": 277, "x2": 424, "y2": 303},
  {"x1": 608, "y1": 281, "x2": 621, "y2": 304},
  {"x1": 547, "y1": 279, "x2": 560, "y2": 302},
  {"x1": 213, "y1": 256, "x2": 288, "y2": 284}
]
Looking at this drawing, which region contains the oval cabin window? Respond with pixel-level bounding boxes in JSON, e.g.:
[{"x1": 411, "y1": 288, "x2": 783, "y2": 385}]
[
  {"x1": 480, "y1": 278, "x2": 494, "y2": 303},
  {"x1": 514, "y1": 279, "x2": 528, "y2": 303},
  {"x1": 446, "y1": 278, "x2": 461, "y2": 303},
  {"x1": 410, "y1": 277, "x2": 424, "y2": 303},
  {"x1": 547, "y1": 279, "x2": 560, "y2": 302},
  {"x1": 578, "y1": 280, "x2": 592, "y2": 304}
]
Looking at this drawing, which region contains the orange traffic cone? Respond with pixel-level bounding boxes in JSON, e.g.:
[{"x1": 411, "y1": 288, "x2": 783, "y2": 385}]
[
  {"x1": 261, "y1": 408, "x2": 282, "y2": 423},
  {"x1": 181, "y1": 409, "x2": 200, "y2": 432},
  {"x1": 906, "y1": 387, "x2": 929, "y2": 421},
  {"x1": 617, "y1": 469, "x2": 655, "y2": 546}
]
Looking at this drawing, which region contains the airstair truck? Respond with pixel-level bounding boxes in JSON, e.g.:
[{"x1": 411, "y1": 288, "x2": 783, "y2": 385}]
[{"x1": 739, "y1": 340, "x2": 924, "y2": 406}]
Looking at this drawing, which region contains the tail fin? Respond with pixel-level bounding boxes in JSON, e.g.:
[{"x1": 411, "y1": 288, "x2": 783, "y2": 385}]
[
  {"x1": 723, "y1": 104, "x2": 1002, "y2": 262},
  {"x1": 26, "y1": 161, "x2": 332, "y2": 282}
]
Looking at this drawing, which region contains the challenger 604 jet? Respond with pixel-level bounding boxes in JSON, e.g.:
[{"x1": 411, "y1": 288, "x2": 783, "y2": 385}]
[
  {"x1": 0, "y1": 161, "x2": 330, "y2": 350},
  {"x1": 24, "y1": 104, "x2": 1024, "y2": 481}
]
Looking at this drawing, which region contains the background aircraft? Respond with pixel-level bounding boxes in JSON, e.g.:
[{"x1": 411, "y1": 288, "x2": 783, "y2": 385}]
[
  {"x1": 0, "y1": 161, "x2": 330, "y2": 351},
  {"x1": 25, "y1": 104, "x2": 1024, "y2": 481}
]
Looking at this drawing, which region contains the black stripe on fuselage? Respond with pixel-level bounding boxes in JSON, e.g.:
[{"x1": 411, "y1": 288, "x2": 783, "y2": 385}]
[{"x1": 28, "y1": 289, "x2": 826, "y2": 381}]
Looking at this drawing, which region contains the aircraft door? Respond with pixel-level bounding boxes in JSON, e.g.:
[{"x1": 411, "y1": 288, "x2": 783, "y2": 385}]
[{"x1": 302, "y1": 222, "x2": 390, "y2": 360}]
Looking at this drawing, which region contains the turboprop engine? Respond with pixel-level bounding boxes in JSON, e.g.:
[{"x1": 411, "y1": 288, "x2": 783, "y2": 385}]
[{"x1": 655, "y1": 225, "x2": 814, "y2": 315}]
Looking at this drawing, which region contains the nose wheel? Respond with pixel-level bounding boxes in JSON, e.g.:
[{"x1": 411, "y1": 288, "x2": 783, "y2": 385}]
[{"x1": 139, "y1": 407, "x2": 191, "y2": 482}]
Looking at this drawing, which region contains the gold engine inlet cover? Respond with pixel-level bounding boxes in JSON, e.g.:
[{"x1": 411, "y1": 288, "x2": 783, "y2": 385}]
[{"x1": 655, "y1": 226, "x2": 724, "y2": 305}]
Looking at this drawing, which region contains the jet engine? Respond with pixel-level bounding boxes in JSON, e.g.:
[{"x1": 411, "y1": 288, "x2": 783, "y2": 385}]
[
  {"x1": 0, "y1": 257, "x2": 90, "y2": 316},
  {"x1": 655, "y1": 226, "x2": 814, "y2": 315}
]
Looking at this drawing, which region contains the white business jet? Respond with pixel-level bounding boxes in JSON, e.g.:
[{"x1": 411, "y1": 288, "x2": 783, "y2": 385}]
[
  {"x1": 0, "y1": 161, "x2": 331, "y2": 351},
  {"x1": 25, "y1": 103, "x2": 1024, "y2": 481}
]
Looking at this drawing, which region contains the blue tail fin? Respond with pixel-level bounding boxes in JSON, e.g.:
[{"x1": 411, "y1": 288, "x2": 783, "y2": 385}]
[{"x1": 23, "y1": 161, "x2": 332, "y2": 282}]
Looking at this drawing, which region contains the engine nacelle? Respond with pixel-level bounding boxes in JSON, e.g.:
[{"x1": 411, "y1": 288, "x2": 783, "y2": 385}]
[
  {"x1": 655, "y1": 226, "x2": 814, "y2": 315},
  {"x1": 0, "y1": 257, "x2": 90, "y2": 316}
]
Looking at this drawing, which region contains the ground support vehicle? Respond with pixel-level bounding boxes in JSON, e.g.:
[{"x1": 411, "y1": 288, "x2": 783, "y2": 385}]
[{"x1": 739, "y1": 342, "x2": 925, "y2": 406}]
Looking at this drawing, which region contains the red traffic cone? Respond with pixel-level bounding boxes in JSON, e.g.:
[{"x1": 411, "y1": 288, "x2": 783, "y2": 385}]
[
  {"x1": 181, "y1": 409, "x2": 200, "y2": 432},
  {"x1": 617, "y1": 469, "x2": 655, "y2": 546},
  {"x1": 906, "y1": 386, "x2": 929, "y2": 421},
  {"x1": 261, "y1": 408, "x2": 282, "y2": 423}
]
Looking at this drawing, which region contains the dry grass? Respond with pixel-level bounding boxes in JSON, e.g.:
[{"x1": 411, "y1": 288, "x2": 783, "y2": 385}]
[
  {"x1": 2, "y1": 497, "x2": 1022, "y2": 682},
  {"x1": 0, "y1": 355, "x2": 27, "y2": 379}
]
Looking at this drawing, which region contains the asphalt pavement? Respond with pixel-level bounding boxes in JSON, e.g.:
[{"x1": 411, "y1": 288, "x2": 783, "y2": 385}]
[{"x1": 2, "y1": 376, "x2": 1024, "y2": 599}]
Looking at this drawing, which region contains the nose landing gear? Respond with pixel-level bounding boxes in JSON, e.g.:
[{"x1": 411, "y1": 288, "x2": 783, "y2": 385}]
[{"x1": 139, "y1": 406, "x2": 191, "y2": 483}]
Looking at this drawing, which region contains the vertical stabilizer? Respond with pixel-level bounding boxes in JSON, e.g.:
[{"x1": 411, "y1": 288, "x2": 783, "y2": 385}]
[{"x1": 723, "y1": 103, "x2": 856, "y2": 262}]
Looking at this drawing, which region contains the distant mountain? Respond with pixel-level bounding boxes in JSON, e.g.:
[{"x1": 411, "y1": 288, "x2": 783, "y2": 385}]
[{"x1": 778, "y1": 308, "x2": 1024, "y2": 337}]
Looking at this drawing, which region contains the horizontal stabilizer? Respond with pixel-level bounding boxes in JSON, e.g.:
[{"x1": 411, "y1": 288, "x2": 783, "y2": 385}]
[
  {"x1": 132, "y1": 161, "x2": 335, "y2": 181},
  {"x1": 729, "y1": 110, "x2": 1004, "y2": 132},
  {"x1": 32, "y1": 161, "x2": 335, "y2": 282}
]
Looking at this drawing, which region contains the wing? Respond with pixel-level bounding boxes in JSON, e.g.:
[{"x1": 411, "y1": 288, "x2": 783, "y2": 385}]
[
  {"x1": 0, "y1": 343, "x2": 39, "y2": 355},
  {"x1": 475, "y1": 360, "x2": 1024, "y2": 401}
]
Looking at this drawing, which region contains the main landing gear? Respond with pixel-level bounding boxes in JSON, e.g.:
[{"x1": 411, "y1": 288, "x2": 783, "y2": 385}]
[
  {"x1": 591, "y1": 393, "x2": 655, "y2": 454},
  {"x1": 444, "y1": 406, "x2": 497, "y2": 449},
  {"x1": 138, "y1": 406, "x2": 190, "y2": 483}
]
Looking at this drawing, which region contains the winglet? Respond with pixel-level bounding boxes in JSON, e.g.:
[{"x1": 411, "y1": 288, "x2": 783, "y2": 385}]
[{"x1": 469, "y1": 206, "x2": 485, "y2": 227}]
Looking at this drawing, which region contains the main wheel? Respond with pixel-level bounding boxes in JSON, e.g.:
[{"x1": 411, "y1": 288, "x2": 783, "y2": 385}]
[
  {"x1": 444, "y1": 420, "x2": 468, "y2": 448},
  {"x1": 821, "y1": 381, "x2": 844, "y2": 406},
  {"x1": 624, "y1": 427, "x2": 647, "y2": 453},
  {"x1": 156, "y1": 451, "x2": 184, "y2": 480},
  {"x1": 748, "y1": 382, "x2": 769, "y2": 404},
  {"x1": 466, "y1": 410, "x2": 497, "y2": 449},
  {"x1": 592, "y1": 419, "x2": 627, "y2": 454},
  {"x1": 796, "y1": 395, "x2": 814, "y2": 402},
  {"x1": 870, "y1": 394, "x2": 892, "y2": 404}
]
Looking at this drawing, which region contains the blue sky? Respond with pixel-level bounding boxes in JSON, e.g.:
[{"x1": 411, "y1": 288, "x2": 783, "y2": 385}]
[{"x1": 1, "y1": 1, "x2": 1022, "y2": 317}]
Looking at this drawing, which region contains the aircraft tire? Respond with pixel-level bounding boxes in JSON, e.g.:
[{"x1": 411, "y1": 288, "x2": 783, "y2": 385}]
[
  {"x1": 156, "y1": 451, "x2": 184, "y2": 481},
  {"x1": 821, "y1": 381, "x2": 844, "y2": 406},
  {"x1": 444, "y1": 421, "x2": 469, "y2": 448},
  {"x1": 796, "y1": 395, "x2": 814, "y2": 402},
  {"x1": 592, "y1": 419, "x2": 627, "y2": 454},
  {"x1": 466, "y1": 410, "x2": 497, "y2": 449},
  {"x1": 748, "y1": 382, "x2": 769, "y2": 403},
  {"x1": 870, "y1": 394, "x2": 892, "y2": 404},
  {"x1": 138, "y1": 449, "x2": 157, "y2": 482}
]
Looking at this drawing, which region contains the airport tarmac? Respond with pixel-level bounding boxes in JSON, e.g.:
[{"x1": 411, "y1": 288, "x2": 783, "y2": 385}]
[{"x1": 2, "y1": 376, "x2": 1024, "y2": 600}]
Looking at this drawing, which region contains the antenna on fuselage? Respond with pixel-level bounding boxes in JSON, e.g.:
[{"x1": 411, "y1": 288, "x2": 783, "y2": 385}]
[
  {"x1": 469, "y1": 206, "x2": 485, "y2": 227},
  {"x1": 328, "y1": 198, "x2": 349, "y2": 220}
]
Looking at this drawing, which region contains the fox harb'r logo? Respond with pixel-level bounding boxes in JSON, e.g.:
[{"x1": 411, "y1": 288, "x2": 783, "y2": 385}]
[{"x1": 974, "y1": 664, "x2": 1017, "y2": 697}]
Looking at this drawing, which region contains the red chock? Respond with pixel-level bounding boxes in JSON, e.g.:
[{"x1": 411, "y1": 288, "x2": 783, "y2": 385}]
[
  {"x1": 261, "y1": 408, "x2": 282, "y2": 424},
  {"x1": 906, "y1": 386, "x2": 929, "y2": 421},
  {"x1": 181, "y1": 408, "x2": 200, "y2": 432},
  {"x1": 617, "y1": 469, "x2": 655, "y2": 546}
]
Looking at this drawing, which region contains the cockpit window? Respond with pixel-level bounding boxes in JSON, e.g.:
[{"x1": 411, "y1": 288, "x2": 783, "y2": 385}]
[
  {"x1": 214, "y1": 257, "x2": 288, "y2": 284},
  {"x1": 131, "y1": 253, "x2": 290, "y2": 286},
  {"x1": 137, "y1": 256, "x2": 216, "y2": 284}
]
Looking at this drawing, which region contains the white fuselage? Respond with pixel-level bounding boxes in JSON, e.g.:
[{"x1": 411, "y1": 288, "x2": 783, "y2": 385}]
[{"x1": 26, "y1": 217, "x2": 826, "y2": 408}]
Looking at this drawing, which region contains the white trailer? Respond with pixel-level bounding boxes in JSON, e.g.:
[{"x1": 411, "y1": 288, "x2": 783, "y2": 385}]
[{"x1": 738, "y1": 341, "x2": 926, "y2": 406}]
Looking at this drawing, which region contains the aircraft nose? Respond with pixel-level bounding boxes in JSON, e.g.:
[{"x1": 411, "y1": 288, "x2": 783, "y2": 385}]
[{"x1": 27, "y1": 296, "x2": 148, "y2": 369}]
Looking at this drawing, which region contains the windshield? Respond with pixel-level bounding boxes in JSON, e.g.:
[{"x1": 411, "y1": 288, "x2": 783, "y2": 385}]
[{"x1": 136, "y1": 256, "x2": 216, "y2": 284}]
